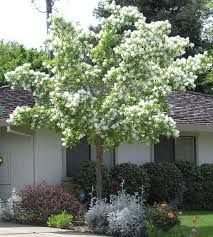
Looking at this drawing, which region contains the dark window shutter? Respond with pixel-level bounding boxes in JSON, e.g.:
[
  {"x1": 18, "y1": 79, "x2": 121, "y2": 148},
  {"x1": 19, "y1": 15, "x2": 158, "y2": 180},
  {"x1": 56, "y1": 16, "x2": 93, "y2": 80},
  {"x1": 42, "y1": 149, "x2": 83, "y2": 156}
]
[
  {"x1": 154, "y1": 136, "x2": 175, "y2": 163},
  {"x1": 66, "y1": 137, "x2": 90, "y2": 177}
]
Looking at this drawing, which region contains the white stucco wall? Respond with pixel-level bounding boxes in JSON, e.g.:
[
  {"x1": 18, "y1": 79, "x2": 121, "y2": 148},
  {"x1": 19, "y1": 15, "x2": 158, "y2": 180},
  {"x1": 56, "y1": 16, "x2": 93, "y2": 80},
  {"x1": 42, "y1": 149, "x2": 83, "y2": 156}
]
[
  {"x1": 34, "y1": 129, "x2": 63, "y2": 185},
  {"x1": 0, "y1": 128, "x2": 34, "y2": 199},
  {"x1": 1, "y1": 124, "x2": 213, "y2": 199},
  {"x1": 197, "y1": 132, "x2": 213, "y2": 165},
  {"x1": 116, "y1": 130, "x2": 213, "y2": 165},
  {"x1": 117, "y1": 142, "x2": 151, "y2": 165},
  {"x1": 0, "y1": 127, "x2": 63, "y2": 199}
]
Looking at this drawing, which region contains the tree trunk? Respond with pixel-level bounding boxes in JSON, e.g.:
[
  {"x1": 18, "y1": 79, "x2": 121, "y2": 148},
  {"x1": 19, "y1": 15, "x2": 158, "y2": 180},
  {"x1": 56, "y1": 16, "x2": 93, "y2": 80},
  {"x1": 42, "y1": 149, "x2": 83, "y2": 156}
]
[{"x1": 95, "y1": 136, "x2": 104, "y2": 199}]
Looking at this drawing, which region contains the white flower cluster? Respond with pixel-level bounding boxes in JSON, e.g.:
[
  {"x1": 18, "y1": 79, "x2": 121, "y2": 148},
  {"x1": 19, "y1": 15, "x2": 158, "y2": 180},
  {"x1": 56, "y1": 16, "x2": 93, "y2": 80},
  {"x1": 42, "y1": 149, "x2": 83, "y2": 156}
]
[
  {"x1": 5, "y1": 64, "x2": 54, "y2": 104},
  {"x1": 7, "y1": 106, "x2": 31, "y2": 125},
  {"x1": 5, "y1": 1, "x2": 210, "y2": 149}
]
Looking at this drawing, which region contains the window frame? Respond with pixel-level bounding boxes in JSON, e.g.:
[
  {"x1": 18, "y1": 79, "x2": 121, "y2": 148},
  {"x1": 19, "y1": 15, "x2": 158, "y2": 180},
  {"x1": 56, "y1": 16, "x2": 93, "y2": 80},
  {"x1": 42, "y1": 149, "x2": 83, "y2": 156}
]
[
  {"x1": 62, "y1": 144, "x2": 91, "y2": 180},
  {"x1": 174, "y1": 136, "x2": 197, "y2": 163},
  {"x1": 62, "y1": 145, "x2": 116, "y2": 180},
  {"x1": 153, "y1": 135, "x2": 197, "y2": 164}
]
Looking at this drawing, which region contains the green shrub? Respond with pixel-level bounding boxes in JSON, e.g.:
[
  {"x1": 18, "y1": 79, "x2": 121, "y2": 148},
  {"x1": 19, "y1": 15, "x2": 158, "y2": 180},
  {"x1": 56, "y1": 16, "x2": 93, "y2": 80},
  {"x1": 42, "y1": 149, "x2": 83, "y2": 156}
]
[
  {"x1": 175, "y1": 160, "x2": 198, "y2": 180},
  {"x1": 110, "y1": 163, "x2": 150, "y2": 197},
  {"x1": 143, "y1": 162, "x2": 183, "y2": 204},
  {"x1": 175, "y1": 161, "x2": 213, "y2": 210},
  {"x1": 148, "y1": 203, "x2": 181, "y2": 232},
  {"x1": 175, "y1": 161, "x2": 203, "y2": 210},
  {"x1": 200, "y1": 164, "x2": 213, "y2": 180},
  {"x1": 198, "y1": 164, "x2": 213, "y2": 210},
  {"x1": 75, "y1": 161, "x2": 111, "y2": 199},
  {"x1": 47, "y1": 212, "x2": 73, "y2": 229}
]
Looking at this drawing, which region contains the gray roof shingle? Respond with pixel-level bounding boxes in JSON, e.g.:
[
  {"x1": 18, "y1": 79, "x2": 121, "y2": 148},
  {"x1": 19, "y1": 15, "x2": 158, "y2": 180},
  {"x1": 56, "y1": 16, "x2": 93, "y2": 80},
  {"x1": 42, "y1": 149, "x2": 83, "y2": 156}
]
[
  {"x1": 0, "y1": 86, "x2": 34, "y2": 119},
  {"x1": 168, "y1": 92, "x2": 213, "y2": 125},
  {"x1": 1, "y1": 87, "x2": 213, "y2": 125}
]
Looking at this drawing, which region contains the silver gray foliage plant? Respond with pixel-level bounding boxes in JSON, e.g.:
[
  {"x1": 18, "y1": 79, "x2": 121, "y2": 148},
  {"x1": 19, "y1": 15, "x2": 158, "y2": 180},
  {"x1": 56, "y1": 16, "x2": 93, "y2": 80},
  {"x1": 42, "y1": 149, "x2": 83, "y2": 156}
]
[
  {"x1": 1, "y1": 188, "x2": 22, "y2": 221},
  {"x1": 85, "y1": 191, "x2": 147, "y2": 237},
  {"x1": 85, "y1": 198, "x2": 111, "y2": 234}
]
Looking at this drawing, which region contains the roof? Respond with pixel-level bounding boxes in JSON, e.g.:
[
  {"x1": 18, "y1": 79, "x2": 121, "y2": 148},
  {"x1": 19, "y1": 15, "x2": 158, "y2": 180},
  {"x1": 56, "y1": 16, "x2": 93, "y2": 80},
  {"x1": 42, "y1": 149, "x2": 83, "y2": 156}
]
[
  {"x1": 168, "y1": 92, "x2": 213, "y2": 125},
  {"x1": 0, "y1": 86, "x2": 34, "y2": 119},
  {"x1": 1, "y1": 86, "x2": 213, "y2": 125}
]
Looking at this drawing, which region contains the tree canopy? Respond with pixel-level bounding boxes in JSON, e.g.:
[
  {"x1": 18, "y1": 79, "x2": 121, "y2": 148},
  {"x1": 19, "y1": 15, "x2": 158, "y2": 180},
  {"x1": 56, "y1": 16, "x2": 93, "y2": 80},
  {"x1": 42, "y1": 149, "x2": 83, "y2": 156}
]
[
  {"x1": 0, "y1": 41, "x2": 48, "y2": 86},
  {"x1": 96, "y1": 0, "x2": 211, "y2": 53},
  {"x1": 95, "y1": 0, "x2": 212, "y2": 93},
  {"x1": 5, "y1": 2, "x2": 210, "y2": 197}
]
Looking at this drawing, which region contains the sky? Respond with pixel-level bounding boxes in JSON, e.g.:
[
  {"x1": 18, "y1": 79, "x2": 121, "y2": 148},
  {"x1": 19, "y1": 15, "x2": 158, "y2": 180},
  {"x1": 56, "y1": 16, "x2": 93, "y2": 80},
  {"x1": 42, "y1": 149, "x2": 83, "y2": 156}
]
[{"x1": 0, "y1": 0, "x2": 99, "y2": 48}]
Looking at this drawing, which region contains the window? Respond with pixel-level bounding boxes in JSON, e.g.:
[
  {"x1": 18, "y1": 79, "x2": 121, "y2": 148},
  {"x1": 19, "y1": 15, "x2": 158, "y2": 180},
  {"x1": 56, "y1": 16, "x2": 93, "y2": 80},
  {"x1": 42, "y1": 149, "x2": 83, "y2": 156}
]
[
  {"x1": 175, "y1": 136, "x2": 195, "y2": 162},
  {"x1": 66, "y1": 137, "x2": 90, "y2": 177},
  {"x1": 154, "y1": 136, "x2": 196, "y2": 163},
  {"x1": 64, "y1": 138, "x2": 115, "y2": 177},
  {"x1": 154, "y1": 136, "x2": 175, "y2": 163}
]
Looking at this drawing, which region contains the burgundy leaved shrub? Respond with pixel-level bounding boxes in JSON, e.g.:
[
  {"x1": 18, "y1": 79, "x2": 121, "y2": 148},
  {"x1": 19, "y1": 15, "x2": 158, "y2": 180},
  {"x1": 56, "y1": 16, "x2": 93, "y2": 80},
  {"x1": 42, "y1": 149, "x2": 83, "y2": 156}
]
[{"x1": 19, "y1": 183, "x2": 85, "y2": 224}]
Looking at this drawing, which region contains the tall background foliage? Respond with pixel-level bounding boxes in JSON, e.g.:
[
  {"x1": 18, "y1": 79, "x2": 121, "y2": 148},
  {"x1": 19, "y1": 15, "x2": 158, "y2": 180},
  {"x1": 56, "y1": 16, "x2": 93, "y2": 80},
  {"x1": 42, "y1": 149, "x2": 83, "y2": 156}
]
[{"x1": 0, "y1": 41, "x2": 47, "y2": 86}]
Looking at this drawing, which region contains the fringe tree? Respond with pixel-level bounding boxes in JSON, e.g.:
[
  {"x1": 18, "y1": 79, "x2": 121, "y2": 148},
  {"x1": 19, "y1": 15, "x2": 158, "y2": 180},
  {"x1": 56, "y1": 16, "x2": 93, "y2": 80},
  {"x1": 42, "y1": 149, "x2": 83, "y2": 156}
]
[{"x1": 5, "y1": 2, "x2": 210, "y2": 198}]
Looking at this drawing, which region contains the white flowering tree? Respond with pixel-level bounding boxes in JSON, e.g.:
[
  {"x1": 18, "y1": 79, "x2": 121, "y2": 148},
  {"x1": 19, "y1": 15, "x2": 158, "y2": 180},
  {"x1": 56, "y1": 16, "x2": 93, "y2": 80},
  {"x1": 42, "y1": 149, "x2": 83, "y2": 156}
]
[{"x1": 5, "y1": 2, "x2": 210, "y2": 198}]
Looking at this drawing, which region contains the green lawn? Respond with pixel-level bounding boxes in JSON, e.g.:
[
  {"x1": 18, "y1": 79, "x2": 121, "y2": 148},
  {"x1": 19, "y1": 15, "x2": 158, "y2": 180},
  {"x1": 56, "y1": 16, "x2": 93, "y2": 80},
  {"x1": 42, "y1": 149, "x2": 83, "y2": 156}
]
[{"x1": 149, "y1": 211, "x2": 213, "y2": 237}]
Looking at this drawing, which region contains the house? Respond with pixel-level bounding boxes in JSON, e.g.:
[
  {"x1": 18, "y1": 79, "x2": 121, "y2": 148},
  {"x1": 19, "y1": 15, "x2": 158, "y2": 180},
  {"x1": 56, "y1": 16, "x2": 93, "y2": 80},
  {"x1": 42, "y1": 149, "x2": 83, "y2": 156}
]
[{"x1": 0, "y1": 86, "x2": 213, "y2": 199}]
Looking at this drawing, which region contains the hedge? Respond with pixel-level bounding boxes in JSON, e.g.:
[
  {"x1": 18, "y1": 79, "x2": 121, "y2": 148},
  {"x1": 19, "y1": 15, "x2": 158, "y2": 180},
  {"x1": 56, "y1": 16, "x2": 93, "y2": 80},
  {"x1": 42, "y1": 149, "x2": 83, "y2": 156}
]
[
  {"x1": 110, "y1": 163, "x2": 150, "y2": 197},
  {"x1": 74, "y1": 160, "x2": 213, "y2": 210},
  {"x1": 143, "y1": 162, "x2": 183, "y2": 204},
  {"x1": 75, "y1": 160, "x2": 111, "y2": 199},
  {"x1": 175, "y1": 161, "x2": 213, "y2": 210}
]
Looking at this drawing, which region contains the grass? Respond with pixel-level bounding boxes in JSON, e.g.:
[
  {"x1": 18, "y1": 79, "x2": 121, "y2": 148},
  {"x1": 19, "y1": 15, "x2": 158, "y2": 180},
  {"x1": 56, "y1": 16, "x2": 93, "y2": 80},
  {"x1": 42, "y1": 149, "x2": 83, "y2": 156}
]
[
  {"x1": 148, "y1": 211, "x2": 213, "y2": 237},
  {"x1": 181, "y1": 211, "x2": 213, "y2": 237}
]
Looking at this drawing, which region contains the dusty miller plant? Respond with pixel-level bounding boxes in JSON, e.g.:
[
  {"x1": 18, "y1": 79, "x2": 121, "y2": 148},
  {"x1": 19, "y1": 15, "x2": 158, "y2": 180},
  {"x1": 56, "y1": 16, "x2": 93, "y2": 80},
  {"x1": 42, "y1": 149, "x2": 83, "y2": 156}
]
[
  {"x1": 85, "y1": 197, "x2": 112, "y2": 234},
  {"x1": 5, "y1": 1, "x2": 211, "y2": 198},
  {"x1": 85, "y1": 191, "x2": 147, "y2": 237},
  {"x1": 1, "y1": 188, "x2": 22, "y2": 222}
]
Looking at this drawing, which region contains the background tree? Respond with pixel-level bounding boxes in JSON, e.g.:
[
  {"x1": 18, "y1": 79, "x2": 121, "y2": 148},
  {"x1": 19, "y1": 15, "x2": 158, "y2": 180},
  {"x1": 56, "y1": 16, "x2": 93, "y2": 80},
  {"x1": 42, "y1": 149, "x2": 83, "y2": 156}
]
[
  {"x1": 0, "y1": 41, "x2": 47, "y2": 86},
  {"x1": 202, "y1": 51, "x2": 213, "y2": 93},
  {"x1": 200, "y1": 0, "x2": 213, "y2": 93},
  {"x1": 5, "y1": 2, "x2": 209, "y2": 198}
]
